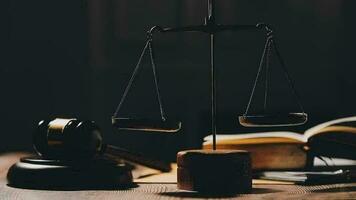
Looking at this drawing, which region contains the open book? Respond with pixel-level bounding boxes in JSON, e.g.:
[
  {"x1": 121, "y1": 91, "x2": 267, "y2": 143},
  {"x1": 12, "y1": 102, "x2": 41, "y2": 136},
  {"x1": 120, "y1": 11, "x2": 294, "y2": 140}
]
[{"x1": 203, "y1": 116, "x2": 356, "y2": 170}]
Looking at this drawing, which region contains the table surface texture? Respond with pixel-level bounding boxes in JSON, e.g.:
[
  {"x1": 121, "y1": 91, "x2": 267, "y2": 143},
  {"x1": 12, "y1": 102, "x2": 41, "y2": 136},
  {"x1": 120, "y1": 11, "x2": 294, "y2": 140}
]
[{"x1": 1, "y1": 153, "x2": 356, "y2": 200}]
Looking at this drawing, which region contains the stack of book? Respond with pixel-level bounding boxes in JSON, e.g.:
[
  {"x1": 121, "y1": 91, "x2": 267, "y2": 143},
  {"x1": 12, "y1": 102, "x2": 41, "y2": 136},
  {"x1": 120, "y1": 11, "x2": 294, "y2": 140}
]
[{"x1": 203, "y1": 116, "x2": 356, "y2": 184}]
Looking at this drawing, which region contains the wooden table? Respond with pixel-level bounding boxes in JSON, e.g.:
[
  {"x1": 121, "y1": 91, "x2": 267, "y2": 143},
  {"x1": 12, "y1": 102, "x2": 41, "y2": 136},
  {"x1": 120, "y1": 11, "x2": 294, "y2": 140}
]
[{"x1": 1, "y1": 153, "x2": 356, "y2": 200}]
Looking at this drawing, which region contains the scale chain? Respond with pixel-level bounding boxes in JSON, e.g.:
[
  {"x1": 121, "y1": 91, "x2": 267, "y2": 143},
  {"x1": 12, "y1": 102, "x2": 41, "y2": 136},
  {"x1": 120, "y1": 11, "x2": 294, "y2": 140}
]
[
  {"x1": 113, "y1": 38, "x2": 167, "y2": 121},
  {"x1": 244, "y1": 34, "x2": 305, "y2": 115},
  {"x1": 113, "y1": 40, "x2": 150, "y2": 118},
  {"x1": 271, "y1": 38, "x2": 305, "y2": 113},
  {"x1": 264, "y1": 36, "x2": 272, "y2": 111},
  {"x1": 148, "y1": 40, "x2": 167, "y2": 121},
  {"x1": 244, "y1": 36, "x2": 271, "y2": 115}
]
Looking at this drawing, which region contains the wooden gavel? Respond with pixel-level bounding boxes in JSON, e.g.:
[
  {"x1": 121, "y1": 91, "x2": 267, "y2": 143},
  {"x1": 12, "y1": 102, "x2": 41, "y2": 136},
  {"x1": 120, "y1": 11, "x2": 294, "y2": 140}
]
[{"x1": 33, "y1": 118, "x2": 171, "y2": 172}]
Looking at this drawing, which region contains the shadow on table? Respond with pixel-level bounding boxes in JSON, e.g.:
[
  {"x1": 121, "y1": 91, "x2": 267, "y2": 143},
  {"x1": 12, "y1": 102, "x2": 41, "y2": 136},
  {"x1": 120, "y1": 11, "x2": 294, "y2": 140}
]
[
  {"x1": 6, "y1": 183, "x2": 139, "y2": 191},
  {"x1": 311, "y1": 185, "x2": 356, "y2": 193},
  {"x1": 159, "y1": 187, "x2": 281, "y2": 198}
]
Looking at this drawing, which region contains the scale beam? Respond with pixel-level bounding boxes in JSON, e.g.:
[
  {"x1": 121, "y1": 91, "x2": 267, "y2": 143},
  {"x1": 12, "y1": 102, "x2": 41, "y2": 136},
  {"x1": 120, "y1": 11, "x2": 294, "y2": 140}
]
[{"x1": 148, "y1": 24, "x2": 264, "y2": 35}]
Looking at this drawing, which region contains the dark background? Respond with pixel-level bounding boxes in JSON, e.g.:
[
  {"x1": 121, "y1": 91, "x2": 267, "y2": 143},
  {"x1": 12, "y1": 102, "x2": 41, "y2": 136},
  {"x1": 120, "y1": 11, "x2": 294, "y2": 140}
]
[{"x1": 1, "y1": 0, "x2": 355, "y2": 161}]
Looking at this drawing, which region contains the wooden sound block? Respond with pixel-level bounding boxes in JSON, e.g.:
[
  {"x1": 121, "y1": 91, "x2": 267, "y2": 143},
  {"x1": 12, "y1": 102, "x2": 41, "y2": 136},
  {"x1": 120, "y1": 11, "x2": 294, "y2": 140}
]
[
  {"x1": 7, "y1": 157, "x2": 133, "y2": 190},
  {"x1": 177, "y1": 149, "x2": 252, "y2": 194}
]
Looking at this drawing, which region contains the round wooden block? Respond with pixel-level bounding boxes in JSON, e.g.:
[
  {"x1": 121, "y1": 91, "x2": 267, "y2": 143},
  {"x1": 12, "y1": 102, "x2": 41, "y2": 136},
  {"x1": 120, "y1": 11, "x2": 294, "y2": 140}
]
[
  {"x1": 7, "y1": 157, "x2": 133, "y2": 189},
  {"x1": 177, "y1": 149, "x2": 252, "y2": 194}
]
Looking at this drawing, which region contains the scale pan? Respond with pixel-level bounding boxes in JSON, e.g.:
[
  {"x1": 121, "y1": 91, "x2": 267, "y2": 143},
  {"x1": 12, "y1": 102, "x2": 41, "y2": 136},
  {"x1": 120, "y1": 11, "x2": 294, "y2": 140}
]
[
  {"x1": 239, "y1": 112, "x2": 307, "y2": 127},
  {"x1": 112, "y1": 118, "x2": 181, "y2": 133}
]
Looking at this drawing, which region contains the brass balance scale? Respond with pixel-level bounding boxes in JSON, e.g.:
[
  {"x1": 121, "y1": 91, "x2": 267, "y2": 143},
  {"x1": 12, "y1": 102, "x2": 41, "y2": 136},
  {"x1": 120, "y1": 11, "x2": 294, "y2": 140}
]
[
  {"x1": 112, "y1": 1, "x2": 307, "y2": 139},
  {"x1": 110, "y1": 0, "x2": 308, "y2": 194},
  {"x1": 111, "y1": 0, "x2": 307, "y2": 194}
]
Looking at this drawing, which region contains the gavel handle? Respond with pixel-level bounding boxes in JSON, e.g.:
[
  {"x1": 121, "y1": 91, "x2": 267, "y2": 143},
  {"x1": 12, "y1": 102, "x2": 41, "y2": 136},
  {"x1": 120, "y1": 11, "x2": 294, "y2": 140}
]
[{"x1": 102, "y1": 144, "x2": 171, "y2": 172}]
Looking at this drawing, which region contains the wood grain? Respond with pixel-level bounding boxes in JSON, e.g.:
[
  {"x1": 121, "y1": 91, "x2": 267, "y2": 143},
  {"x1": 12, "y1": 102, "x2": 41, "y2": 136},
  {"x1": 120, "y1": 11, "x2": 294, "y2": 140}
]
[
  {"x1": 0, "y1": 152, "x2": 31, "y2": 179},
  {"x1": 1, "y1": 152, "x2": 356, "y2": 199}
]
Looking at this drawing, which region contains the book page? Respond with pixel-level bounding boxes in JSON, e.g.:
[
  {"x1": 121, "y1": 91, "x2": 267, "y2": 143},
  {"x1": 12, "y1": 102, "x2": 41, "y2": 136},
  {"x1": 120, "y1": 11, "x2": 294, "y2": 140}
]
[
  {"x1": 314, "y1": 156, "x2": 356, "y2": 167},
  {"x1": 204, "y1": 116, "x2": 356, "y2": 144},
  {"x1": 304, "y1": 116, "x2": 356, "y2": 139},
  {"x1": 204, "y1": 131, "x2": 306, "y2": 143}
]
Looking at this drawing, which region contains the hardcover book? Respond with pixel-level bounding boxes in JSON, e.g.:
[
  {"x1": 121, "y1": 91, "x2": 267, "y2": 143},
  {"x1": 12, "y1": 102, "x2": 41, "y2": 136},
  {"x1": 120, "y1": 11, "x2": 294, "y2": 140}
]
[{"x1": 203, "y1": 116, "x2": 356, "y2": 170}]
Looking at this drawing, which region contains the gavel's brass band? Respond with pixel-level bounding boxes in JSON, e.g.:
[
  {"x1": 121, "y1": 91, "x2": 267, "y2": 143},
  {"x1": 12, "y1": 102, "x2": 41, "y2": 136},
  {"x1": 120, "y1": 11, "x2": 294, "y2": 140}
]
[
  {"x1": 177, "y1": 150, "x2": 252, "y2": 194},
  {"x1": 47, "y1": 118, "x2": 75, "y2": 146}
]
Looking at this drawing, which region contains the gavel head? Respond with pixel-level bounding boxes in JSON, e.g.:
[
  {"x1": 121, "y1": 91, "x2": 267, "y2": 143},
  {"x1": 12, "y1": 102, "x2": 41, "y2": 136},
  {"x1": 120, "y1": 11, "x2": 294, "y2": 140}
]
[{"x1": 33, "y1": 118, "x2": 103, "y2": 159}]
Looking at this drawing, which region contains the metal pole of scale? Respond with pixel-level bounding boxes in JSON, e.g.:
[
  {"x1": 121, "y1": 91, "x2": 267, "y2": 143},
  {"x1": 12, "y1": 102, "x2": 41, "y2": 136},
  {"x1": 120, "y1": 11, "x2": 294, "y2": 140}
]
[{"x1": 207, "y1": 0, "x2": 217, "y2": 150}]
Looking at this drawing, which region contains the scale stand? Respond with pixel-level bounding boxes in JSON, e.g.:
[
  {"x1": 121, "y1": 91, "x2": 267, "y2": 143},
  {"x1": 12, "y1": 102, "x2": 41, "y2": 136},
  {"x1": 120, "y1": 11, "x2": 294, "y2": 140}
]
[
  {"x1": 113, "y1": 0, "x2": 307, "y2": 147},
  {"x1": 113, "y1": 0, "x2": 307, "y2": 194}
]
